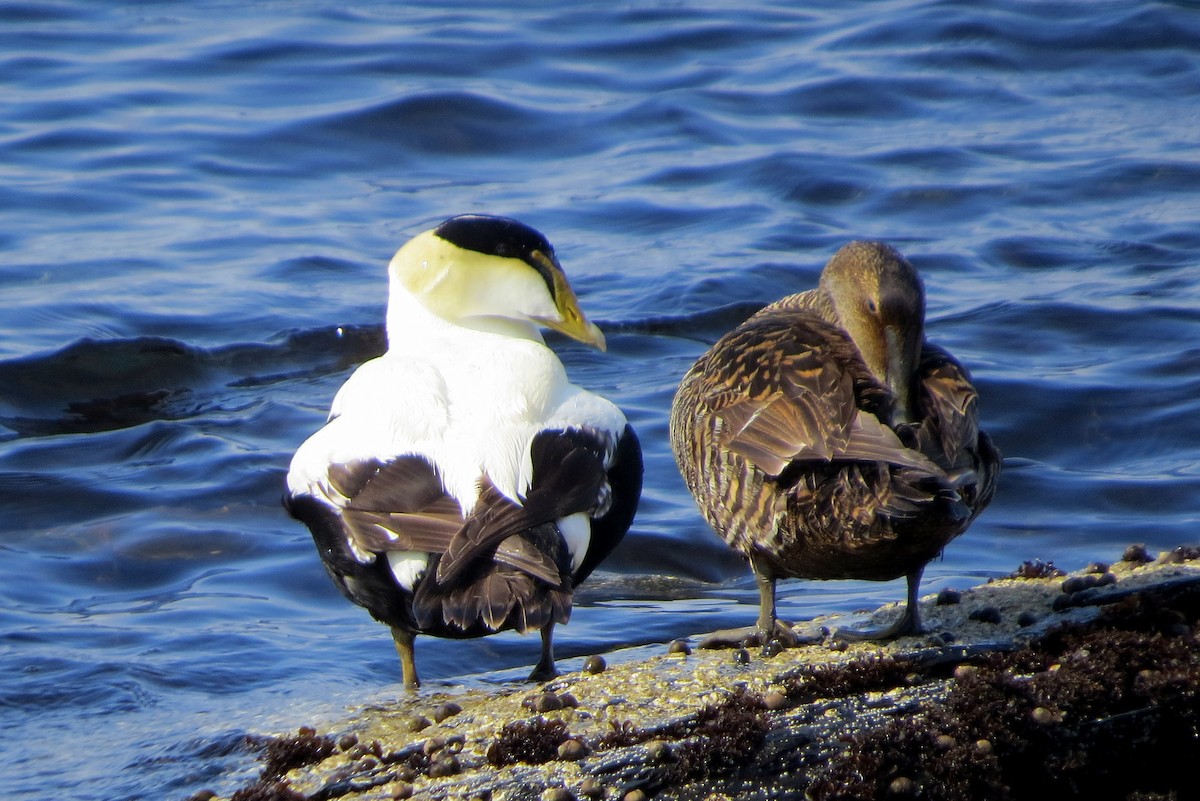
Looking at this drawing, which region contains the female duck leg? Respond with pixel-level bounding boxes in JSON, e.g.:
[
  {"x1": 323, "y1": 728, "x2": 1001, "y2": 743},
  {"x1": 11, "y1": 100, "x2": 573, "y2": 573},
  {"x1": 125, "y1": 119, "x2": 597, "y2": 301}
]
[{"x1": 833, "y1": 568, "x2": 925, "y2": 642}]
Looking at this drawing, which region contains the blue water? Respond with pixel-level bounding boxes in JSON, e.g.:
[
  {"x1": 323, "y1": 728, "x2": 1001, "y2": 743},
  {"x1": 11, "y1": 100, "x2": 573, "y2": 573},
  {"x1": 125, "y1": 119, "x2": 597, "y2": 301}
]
[{"x1": 3, "y1": 2, "x2": 1199, "y2": 798}]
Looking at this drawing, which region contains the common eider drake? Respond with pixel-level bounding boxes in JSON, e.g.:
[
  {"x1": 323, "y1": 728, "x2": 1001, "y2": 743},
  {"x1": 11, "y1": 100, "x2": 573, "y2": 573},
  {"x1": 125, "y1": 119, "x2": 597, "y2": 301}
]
[
  {"x1": 670, "y1": 241, "x2": 999, "y2": 646},
  {"x1": 285, "y1": 215, "x2": 642, "y2": 688}
]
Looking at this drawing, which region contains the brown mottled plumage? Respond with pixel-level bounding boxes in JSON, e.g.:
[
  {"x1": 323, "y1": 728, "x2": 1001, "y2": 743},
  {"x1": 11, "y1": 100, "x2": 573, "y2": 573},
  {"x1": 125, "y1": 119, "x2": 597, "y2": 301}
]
[{"x1": 670, "y1": 241, "x2": 1000, "y2": 644}]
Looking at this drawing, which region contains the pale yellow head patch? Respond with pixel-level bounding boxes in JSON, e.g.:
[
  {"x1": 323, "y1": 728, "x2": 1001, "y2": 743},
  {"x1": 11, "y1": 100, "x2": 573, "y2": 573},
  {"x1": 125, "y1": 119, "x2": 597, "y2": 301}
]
[{"x1": 387, "y1": 228, "x2": 605, "y2": 350}]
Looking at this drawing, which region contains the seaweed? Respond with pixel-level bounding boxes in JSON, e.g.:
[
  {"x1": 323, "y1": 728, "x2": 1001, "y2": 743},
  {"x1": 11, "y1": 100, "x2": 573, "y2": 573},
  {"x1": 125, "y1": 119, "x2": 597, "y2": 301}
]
[
  {"x1": 486, "y1": 717, "x2": 570, "y2": 767},
  {"x1": 230, "y1": 780, "x2": 308, "y2": 801},
  {"x1": 259, "y1": 729, "x2": 338, "y2": 780},
  {"x1": 218, "y1": 728, "x2": 338, "y2": 801},
  {"x1": 596, "y1": 686, "x2": 770, "y2": 789},
  {"x1": 666, "y1": 687, "x2": 769, "y2": 781},
  {"x1": 780, "y1": 655, "x2": 919, "y2": 704},
  {"x1": 1008, "y1": 559, "x2": 1065, "y2": 580},
  {"x1": 808, "y1": 584, "x2": 1200, "y2": 801}
]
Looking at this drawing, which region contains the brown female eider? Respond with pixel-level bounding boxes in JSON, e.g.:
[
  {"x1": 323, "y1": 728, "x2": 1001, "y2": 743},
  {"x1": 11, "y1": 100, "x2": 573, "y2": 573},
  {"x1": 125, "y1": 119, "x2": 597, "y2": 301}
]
[
  {"x1": 285, "y1": 215, "x2": 642, "y2": 688},
  {"x1": 670, "y1": 241, "x2": 999, "y2": 645}
]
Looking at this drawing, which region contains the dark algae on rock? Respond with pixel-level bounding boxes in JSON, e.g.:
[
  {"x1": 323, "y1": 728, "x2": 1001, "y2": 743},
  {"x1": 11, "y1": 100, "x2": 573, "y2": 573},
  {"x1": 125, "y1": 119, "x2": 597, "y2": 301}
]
[
  {"x1": 486, "y1": 718, "x2": 570, "y2": 767},
  {"x1": 809, "y1": 576, "x2": 1200, "y2": 801},
  {"x1": 593, "y1": 686, "x2": 770, "y2": 793},
  {"x1": 224, "y1": 728, "x2": 337, "y2": 801}
]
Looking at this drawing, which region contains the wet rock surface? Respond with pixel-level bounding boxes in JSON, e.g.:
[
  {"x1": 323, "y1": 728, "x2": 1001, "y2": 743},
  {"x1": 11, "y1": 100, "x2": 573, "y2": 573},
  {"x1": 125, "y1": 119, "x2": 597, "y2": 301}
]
[{"x1": 206, "y1": 547, "x2": 1200, "y2": 801}]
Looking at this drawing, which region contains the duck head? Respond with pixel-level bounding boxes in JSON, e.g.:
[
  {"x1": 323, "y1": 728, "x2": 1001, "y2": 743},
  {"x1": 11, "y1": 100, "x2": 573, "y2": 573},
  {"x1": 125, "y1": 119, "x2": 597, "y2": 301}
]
[
  {"x1": 387, "y1": 214, "x2": 606, "y2": 349},
  {"x1": 820, "y1": 241, "x2": 926, "y2": 424}
]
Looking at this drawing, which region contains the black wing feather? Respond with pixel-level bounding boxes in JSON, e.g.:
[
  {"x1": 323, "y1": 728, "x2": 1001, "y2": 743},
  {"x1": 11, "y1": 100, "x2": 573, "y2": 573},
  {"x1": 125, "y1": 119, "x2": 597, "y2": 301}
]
[
  {"x1": 290, "y1": 426, "x2": 640, "y2": 640},
  {"x1": 434, "y1": 430, "x2": 609, "y2": 586}
]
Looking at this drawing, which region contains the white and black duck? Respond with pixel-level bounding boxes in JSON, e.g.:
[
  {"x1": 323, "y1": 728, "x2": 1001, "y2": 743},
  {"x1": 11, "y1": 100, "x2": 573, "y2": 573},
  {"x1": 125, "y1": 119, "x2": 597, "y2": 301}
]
[{"x1": 286, "y1": 215, "x2": 642, "y2": 688}]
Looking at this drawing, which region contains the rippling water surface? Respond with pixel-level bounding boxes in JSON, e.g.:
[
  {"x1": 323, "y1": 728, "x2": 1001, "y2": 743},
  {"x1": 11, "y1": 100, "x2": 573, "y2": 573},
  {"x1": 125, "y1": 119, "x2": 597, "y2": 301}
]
[{"x1": 3, "y1": 2, "x2": 1200, "y2": 799}]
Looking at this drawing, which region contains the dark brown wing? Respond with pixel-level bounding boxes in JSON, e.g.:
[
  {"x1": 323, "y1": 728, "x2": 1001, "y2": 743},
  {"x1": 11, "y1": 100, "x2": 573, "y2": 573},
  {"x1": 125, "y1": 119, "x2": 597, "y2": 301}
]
[
  {"x1": 671, "y1": 309, "x2": 946, "y2": 555},
  {"x1": 434, "y1": 430, "x2": 609, "y2": 586},
  {"x1": 414, "y1": 521, "x2": 574, "y2": 634},
  {"x1": 679, "y1": 311, "x2": 937, "y2": 477},
  {"x1": 417, "y1": 427, "x2": 627, "y2": 635},
  {"x1": 326, "y1": 456, "x2": 564, "y2": 584},
  {"x1": 907, "y1": 342, "x2": 1002, "y2": 516},
  {"x1": 287, "y1": 426, "x2": 635, "y2": 640},
  {"x1": 328, "y1": 457, "x2": 463, "y2": 554}
]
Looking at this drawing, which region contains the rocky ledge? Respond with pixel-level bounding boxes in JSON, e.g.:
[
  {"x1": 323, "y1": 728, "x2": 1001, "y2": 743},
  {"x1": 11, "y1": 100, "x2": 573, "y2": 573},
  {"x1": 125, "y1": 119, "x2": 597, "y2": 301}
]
[{"x1": 203, "y1": 545, "x2": 1200, "y2": 801}]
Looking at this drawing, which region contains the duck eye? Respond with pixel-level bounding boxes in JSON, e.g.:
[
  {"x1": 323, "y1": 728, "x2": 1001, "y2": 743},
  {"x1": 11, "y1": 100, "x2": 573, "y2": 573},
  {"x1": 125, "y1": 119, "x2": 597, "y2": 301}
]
[{"x1": 866, "y1": 299, "x2": 879, "y2": 314}]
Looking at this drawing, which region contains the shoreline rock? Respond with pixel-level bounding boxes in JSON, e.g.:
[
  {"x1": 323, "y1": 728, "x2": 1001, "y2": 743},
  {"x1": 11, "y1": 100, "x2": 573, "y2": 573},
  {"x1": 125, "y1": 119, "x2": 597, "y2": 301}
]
[{"x1": 207, "y1": 547, "x2": 1199, "y2": 801}]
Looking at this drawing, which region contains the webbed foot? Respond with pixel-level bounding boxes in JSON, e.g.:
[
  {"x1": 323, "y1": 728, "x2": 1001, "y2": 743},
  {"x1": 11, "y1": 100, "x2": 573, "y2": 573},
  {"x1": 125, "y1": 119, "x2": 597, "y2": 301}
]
[
  {"x1": 831, "y1": 600, "x2": 921, "y2": 642},
  {"x1": 698, "y1": 620, "x2": 816, "y2": 651}
]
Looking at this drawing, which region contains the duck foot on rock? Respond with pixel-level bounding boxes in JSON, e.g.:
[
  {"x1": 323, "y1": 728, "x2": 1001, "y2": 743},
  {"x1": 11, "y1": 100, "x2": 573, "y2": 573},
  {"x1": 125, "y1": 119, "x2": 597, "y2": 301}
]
[
  {"x1": 830, "y1": 601, "x2": 921, "y2": 643},
  {"x1": 829, "y1": 569, "x2": 931, "y2": 642},
  {"x1": 697, "y1": 620, "x2": 820, "y2": 651}
]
